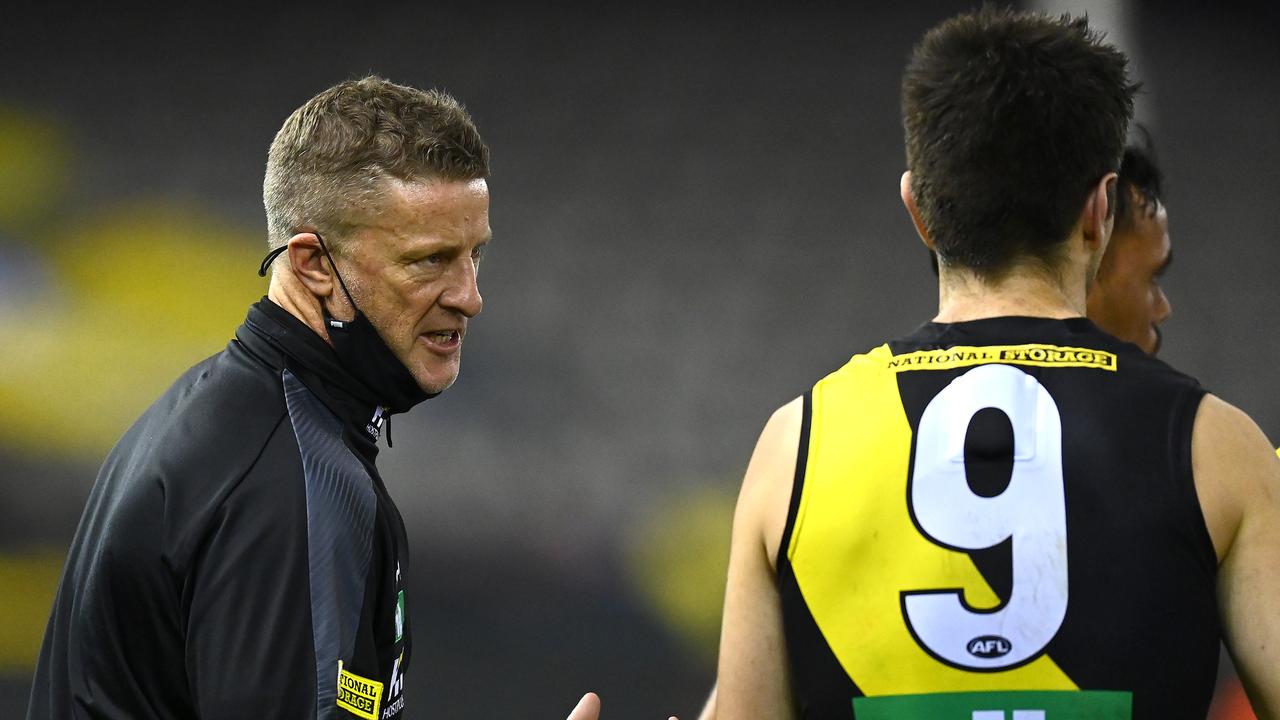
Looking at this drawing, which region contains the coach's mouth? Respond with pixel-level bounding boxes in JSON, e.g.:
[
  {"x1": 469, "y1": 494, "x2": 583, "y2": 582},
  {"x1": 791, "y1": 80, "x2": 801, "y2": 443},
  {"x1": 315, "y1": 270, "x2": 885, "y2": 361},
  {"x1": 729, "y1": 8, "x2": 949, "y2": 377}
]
[{"x1": 421, "y1": 329, "x2": 462, "y2": 354}]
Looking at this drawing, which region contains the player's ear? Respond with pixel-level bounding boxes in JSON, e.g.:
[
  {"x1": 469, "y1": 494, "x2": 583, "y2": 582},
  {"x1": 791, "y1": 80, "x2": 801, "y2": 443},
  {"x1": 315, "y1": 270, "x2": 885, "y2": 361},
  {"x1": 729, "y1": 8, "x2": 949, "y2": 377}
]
[
  {"x1": 900, "y1": 171, "x2": 936, "y2": 251},
  {"x1": 286, "y1": 233, "x2": 336, "y2": 299},
  {"x1": 1080, "y1": 172, "x2": 1118, "y2": 253}
]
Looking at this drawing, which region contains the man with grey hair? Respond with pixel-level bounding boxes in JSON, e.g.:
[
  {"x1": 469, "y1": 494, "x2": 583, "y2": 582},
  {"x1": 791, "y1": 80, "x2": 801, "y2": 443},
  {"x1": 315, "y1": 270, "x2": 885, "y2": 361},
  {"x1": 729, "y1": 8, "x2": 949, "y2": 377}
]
[{"x1": 27, "y1": 76, "x2": 609, "y2": 720}]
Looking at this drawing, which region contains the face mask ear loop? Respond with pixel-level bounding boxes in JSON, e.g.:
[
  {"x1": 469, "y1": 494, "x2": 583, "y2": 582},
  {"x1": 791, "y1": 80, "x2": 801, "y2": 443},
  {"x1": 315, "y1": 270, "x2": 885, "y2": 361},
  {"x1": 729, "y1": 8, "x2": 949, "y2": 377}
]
[
  {"x1": 257, "y1": 245, "x2": 290, "y2": 277},
  {"x1": 313, "y1": 232, "x2": 361, "y2": 319}
]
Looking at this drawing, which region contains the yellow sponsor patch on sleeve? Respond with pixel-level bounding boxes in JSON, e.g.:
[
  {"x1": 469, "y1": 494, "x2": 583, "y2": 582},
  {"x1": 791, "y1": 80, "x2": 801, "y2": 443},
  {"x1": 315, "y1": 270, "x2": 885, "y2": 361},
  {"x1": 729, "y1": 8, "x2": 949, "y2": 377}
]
[{"x1": 336, "y1": 660, "x2": 383, "y2": 720}]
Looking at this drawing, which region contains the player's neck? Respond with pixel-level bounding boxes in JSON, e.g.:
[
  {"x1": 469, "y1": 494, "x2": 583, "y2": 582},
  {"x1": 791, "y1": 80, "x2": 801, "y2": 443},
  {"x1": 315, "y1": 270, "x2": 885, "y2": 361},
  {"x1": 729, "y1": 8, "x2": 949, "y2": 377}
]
[{"x1": 934, "y1": 263, "x2": 1087, "y2": 323}]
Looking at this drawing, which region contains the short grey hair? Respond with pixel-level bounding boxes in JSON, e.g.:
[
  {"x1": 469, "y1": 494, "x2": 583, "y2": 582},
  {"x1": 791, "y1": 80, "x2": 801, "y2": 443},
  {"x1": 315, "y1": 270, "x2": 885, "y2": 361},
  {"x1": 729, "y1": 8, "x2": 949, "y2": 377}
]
[{"x1": 262, "y1": 75, "x2": 489, "y2": 253}]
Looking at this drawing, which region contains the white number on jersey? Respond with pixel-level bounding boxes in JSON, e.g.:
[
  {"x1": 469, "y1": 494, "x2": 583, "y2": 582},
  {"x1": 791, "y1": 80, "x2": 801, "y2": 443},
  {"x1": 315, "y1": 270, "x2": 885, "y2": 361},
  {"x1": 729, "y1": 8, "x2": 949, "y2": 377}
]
[{"x1": 903, "y1": 363, "x2": 1069, "y2": 670}]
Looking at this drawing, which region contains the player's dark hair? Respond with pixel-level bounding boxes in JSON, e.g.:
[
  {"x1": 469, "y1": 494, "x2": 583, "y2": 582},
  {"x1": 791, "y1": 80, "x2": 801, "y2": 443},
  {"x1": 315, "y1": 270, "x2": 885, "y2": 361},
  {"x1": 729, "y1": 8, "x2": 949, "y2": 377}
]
[
  {"x1": 903, "y1": 6, "x2": 1138, "y2": 278},
  {"x1": 1115, "y1": 126, "x2": 1164, "y2": 230}
]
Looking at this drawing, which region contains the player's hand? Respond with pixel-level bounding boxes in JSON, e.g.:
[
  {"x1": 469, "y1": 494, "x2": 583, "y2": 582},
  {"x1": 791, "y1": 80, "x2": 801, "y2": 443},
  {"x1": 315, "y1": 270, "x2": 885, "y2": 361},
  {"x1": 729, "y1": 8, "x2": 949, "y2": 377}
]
[{"x1": 564, "y1": 692, "x2": 678, "y2": 720}]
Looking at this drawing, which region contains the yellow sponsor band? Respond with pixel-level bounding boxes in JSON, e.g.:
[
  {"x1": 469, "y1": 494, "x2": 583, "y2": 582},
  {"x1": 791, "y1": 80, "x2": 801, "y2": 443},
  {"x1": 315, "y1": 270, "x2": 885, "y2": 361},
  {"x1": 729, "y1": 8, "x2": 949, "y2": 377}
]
[
  {"x1": 886, "y1": 344, "x2": 1117, "y2": 372},
  {"x1": 337, "y1": 660, "x2": 383, "y2": 720}
]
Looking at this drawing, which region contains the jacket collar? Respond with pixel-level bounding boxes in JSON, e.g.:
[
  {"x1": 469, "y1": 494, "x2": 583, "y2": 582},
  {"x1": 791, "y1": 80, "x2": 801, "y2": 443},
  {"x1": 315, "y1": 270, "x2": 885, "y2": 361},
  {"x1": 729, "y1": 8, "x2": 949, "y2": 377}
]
[{"x1": 236, "y1": 298, "x2": 389, "y2": 460}]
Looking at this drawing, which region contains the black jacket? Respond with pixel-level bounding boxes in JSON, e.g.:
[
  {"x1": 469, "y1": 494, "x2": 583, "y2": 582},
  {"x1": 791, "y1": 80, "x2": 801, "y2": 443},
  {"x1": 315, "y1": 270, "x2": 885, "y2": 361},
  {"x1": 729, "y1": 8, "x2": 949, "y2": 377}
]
[{"x1": 29, "y1": 299, "x2": 413, "y2": 720}]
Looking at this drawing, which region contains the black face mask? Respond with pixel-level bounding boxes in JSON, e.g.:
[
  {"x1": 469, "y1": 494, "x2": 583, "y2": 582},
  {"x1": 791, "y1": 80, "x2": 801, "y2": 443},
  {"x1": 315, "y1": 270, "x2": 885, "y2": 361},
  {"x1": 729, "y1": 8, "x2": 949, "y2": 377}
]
[{"x1": 258, "y1": 234, "x2": 432, "y2": 415}]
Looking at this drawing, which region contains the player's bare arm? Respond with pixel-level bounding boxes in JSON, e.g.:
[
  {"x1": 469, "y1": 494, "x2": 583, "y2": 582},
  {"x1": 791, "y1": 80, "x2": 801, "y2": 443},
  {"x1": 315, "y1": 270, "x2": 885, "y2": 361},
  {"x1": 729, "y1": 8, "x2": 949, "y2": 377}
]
[
  {"x1": 694, "y1": 686, "x2": 717, "y2": 720},
  {"x1": 1192, "y1": 394, "x2": 1280, "y2": 717},
  {"x1": 714, "y1": 397, "x2": 803, "y2": 719}
]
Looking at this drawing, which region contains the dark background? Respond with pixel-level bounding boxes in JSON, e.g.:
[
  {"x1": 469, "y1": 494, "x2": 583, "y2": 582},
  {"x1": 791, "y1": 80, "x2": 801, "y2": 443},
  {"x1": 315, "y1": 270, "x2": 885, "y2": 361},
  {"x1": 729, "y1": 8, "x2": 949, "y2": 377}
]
[{"x1": 0, "y1": 2, "x2": 1275, "y2": 718}]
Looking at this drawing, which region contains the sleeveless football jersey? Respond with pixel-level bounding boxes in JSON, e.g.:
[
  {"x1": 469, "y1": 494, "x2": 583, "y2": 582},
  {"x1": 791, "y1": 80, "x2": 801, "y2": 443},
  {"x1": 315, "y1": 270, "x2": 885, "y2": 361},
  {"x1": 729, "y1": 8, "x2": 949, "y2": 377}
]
[{"x1": 778, "y1": 316, "x2": 1218, "y2": 720}]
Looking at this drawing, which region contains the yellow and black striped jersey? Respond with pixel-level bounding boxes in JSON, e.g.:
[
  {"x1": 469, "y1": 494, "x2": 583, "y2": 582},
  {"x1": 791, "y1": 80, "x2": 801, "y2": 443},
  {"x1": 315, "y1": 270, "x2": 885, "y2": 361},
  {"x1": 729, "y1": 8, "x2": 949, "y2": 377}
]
[{"x1": 779, "y1": 316, "x2": 1216, "y2": 720}]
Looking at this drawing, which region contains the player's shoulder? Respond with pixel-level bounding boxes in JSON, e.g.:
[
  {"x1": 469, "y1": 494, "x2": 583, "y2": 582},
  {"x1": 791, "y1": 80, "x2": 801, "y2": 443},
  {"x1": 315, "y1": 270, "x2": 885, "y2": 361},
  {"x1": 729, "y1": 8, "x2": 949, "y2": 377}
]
[
  {"x1": 1107, "y1": 336, "x2": 1201, "y2": 388},
  {"x1": 1191, "y1": 393, "x2": 1280, "y2": 557},
  {"x1": 760, "y1": 395, "x2": 804, "y2": 439},
  {"x1": 811, "y1": 342, "x2": 895, "y2": 394},
  {"x1": 1193, "y1": 394, "x2": 1273, "y2": 452}
]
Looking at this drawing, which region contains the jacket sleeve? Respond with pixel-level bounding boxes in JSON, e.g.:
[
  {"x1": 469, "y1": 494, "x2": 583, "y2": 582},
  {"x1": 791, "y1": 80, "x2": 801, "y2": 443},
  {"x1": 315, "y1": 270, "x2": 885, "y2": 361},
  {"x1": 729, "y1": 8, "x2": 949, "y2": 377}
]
[{"x1": 183, "y1": 421, "x2": 320, "y2": 720}]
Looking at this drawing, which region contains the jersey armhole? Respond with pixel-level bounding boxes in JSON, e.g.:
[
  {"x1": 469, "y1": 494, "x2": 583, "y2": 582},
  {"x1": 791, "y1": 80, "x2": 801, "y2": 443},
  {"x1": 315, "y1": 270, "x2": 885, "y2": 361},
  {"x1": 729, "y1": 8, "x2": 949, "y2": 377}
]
[
  {"x1": 776, "y1": 391, "x2": 813, "y2": 571},
  {"x1": 1175, "y1": 386, "x2": 1218, "y2": 574}
]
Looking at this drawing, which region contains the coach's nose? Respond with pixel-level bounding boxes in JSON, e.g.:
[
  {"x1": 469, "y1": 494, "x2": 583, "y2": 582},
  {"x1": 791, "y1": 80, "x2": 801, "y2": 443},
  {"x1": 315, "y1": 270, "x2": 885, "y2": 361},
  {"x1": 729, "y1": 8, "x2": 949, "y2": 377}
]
[{"x1": 442, "y1": 256, "x2": 483, "y2": 318}]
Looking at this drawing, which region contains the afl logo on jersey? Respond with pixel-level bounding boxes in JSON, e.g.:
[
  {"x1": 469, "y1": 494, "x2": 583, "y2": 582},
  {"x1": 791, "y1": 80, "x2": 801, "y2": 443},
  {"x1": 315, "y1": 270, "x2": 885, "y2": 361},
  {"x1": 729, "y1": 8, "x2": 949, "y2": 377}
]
[{"x1": 967, "y1": 635, "x2": 1012, "y2": 659}]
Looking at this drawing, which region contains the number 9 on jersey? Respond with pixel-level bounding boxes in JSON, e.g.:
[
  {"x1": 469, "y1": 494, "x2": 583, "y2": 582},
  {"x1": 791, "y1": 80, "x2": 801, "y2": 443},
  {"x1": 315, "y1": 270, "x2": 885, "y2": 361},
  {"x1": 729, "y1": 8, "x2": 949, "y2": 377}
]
[{"x1": 902, "y1": 363, "x2": 1069, "y2": 671}]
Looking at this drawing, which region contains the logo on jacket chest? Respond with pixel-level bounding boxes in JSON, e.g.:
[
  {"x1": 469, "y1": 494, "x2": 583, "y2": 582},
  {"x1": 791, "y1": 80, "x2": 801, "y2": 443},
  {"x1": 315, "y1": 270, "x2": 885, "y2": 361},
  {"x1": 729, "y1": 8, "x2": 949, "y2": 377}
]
[
  {"x1": 395, "y1": 590, "x2": 405, "y2": 643},
  {"x1": 366, "y1": 406, "x2": 386, "y2": 439},
  {"x1": 393, "y1": 561, "x2": 405, "y2": 643}
]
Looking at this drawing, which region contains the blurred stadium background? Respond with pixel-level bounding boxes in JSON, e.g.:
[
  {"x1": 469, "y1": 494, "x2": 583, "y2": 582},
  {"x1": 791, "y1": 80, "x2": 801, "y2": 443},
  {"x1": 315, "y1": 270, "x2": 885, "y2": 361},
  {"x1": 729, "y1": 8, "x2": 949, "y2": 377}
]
[{"x1": 1, "y1": 2, "x2": 1275, "y2": 717}]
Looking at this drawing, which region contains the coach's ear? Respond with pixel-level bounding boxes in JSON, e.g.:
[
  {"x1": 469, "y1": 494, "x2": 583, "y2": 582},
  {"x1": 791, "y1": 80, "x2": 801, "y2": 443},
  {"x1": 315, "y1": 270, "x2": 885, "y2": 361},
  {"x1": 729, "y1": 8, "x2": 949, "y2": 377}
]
[
  {"x1": 286, "y1": 232, "x2": 337, "y2": 300},
  {"x1": 900, "y1": 171, "x2": 935, "y2": 251}
]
